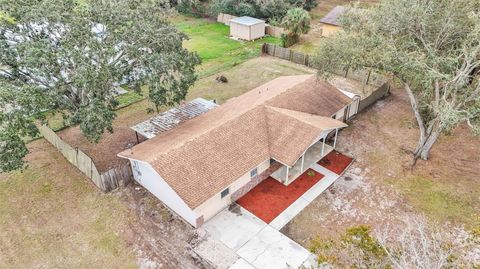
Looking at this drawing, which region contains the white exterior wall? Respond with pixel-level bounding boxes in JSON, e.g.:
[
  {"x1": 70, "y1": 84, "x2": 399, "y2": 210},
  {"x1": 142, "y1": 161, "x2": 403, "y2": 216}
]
[
  {"x1": 230, "y1": 22, "x2": 250, "y2": 40},
  {"x1": 250, "y1": 22, "x2": 266, "y2": 40},
  {"x1": 129, "y1": 159, "x2": 197, "y2": 226},
  {"x1": 193, "y1": 159, "x2": 270, "y2": 222},
  {"x1": 231, "y1": 22, "x2": 265, "y2": 41}
]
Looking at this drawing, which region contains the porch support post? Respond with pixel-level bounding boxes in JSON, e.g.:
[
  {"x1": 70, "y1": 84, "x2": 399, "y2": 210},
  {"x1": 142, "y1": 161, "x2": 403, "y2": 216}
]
[
  {"x1": 300, "y1": 153, "x2": 305, "y2": 173},
  {"x1": 333, "y1": 128, "x2": 338, "y2": 149},
  {"x1": 321, "y1": 138, "x2": 325, "y2": 156},
  {"x1": 285, "y1": 166, "x2": 290, "y2": 184}
]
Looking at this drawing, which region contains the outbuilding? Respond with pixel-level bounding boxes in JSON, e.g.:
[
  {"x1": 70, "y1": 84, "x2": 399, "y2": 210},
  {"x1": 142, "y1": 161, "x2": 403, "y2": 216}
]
[
  {"x1": 229, "y1": 16, "x2": 265, "y2": 41},
  {"x1": 320, "y1": 6, "x2": 346, "y2": 37}
]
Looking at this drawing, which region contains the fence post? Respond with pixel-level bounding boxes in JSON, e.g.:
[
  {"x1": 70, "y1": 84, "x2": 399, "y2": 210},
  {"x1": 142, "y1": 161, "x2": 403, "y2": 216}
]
[
  {"x1": 366, "y1": 70, "x2": 371, "y2": 85},
  {"x1": 289, "y1": 50, "x2": 293, "y2": 61},
  {"x1": 273, "y1": 44, "x2": 277, "y2": 57}
]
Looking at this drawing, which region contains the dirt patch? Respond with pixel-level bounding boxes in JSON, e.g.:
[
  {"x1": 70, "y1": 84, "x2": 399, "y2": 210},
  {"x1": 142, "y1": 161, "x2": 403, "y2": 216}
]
[
  {"x1": 119, "y1": 184, "x2": 206, "y2": 269},
  {"x1": 58, "y1": 101, "x2": 151, "y2": 171},
  {"x1": 282, "y1": 85, "x2": 480, "y2": 247}
]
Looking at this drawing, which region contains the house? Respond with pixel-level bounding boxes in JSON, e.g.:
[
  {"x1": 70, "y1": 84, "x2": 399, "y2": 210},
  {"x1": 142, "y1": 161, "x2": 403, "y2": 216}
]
[
  {"x1": 320, "y1": 6, "x2": 346, "y2": 37},
  {"x1": 230, "y1": 16, "x2": 265, "y2": 41},
  {"x1": 118, "y1": 75, "x2": 358, "y2": 227}
]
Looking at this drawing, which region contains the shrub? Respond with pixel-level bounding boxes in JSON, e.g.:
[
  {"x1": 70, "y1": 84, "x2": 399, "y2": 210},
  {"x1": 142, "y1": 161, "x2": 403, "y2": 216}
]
[{"x1": 209, "y1": 0, "x2": 315, "y2": 21}]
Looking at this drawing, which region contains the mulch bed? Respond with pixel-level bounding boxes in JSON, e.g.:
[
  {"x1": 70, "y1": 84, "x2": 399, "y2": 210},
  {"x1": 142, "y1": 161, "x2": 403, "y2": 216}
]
[
  {"x1": 317, "y1": 150, "x2": 353, "y2": 175},
  {"x1": 237, "y1": 168, "x2": 324, "y2": 223}
]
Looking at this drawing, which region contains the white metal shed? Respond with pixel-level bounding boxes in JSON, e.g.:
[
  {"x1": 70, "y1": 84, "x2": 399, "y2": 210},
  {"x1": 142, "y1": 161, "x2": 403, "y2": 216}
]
[{"x1": 229, "y1": 16, "x2": 265, "y2": 41}]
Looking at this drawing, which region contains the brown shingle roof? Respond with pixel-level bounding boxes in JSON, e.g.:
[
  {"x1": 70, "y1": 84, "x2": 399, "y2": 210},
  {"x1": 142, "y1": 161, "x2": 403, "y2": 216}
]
[
  {"x1": 119, "y1": 75, "x2": 351, "y2": 208},
  {"x1": 266, "y1": 106, "x2": 347, "y2": 165},
  {"x1": 319, "y1": 6, "x2": 346, "y2": 26}
]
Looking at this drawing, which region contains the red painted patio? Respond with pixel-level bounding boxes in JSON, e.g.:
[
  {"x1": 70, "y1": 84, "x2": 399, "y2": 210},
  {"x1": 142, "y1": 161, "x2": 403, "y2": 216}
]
[
  {"x1": 237, "y1": 168, "x2": 324, "y2": 223},
  {"x1": 317, "y1": 150, "x2": 353, "y2": 175}
]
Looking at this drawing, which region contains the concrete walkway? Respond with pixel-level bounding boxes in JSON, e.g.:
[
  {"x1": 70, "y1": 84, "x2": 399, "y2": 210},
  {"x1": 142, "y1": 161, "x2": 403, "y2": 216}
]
[{"x1": 270, "y1": 163, "x2": 340, "y2": 230}]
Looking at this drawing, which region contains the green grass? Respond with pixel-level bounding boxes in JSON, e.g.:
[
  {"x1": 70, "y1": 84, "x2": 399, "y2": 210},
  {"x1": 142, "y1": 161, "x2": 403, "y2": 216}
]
[
  {"x1": 173, "y1": 15, "x2": 281, "y2": 77},
  {"x1": 115, "y1": 87, "x2": 149, "y2": 109},
  {"x1": 393, "y1": 176, "x2": 480, "y2": 228}
]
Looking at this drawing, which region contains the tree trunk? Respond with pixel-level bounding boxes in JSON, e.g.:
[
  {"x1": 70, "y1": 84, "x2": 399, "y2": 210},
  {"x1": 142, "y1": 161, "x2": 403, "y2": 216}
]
[
  {"x1": 414, "y1": 127, "x2": 441, "y2": 160},
  {"x1": 403, "y1": 83, "x2": 442, "y2": 162}
]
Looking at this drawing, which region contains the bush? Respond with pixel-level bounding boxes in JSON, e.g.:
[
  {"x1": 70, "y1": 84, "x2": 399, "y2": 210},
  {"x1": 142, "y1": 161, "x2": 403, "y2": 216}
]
[
  {"x1": 280, "y1": 33, "x2": 298, "y2": 48},
  {"x1": 209, "y1": 0, "x2": 315, "y2": 21},
  {"x1": 174, "y1": 0, "x2": 208, "y2": 16}
]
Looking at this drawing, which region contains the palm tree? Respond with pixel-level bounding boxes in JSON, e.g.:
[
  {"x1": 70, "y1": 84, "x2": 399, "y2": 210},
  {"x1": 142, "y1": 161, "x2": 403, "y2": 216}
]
[{"x1": 281, "y1": 8, "x2": 311, "y2": 47}]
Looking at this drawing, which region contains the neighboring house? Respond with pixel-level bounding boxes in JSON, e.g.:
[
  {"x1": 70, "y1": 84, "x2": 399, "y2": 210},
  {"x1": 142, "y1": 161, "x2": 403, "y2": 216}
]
[
  {"x1": 230, "y1": 16, "x2": 266, "y2": 41},
  {"x1": 118, "y1": 75, "x2": 358, "y2": 227},
  {"x1": 320, "y1": 6, "x2": 346, "y2": 37}
]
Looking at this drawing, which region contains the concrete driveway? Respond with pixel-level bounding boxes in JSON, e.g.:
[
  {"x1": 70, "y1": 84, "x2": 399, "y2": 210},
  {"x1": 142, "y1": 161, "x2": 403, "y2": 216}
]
[{"x1": 199, "y1": 205, "x2": 314, "y2": 269}]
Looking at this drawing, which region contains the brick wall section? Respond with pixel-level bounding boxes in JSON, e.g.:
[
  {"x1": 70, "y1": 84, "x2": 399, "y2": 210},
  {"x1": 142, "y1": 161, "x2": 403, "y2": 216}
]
[{"x1": 231, "y1": 161, "x2": 283, "y2": 201}]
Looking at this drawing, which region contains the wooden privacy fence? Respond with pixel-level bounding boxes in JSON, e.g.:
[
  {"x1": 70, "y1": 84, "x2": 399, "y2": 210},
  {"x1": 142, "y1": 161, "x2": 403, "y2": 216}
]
[
  {"x1": 38, "y1": 125, "x2": 132, "y2": 192},
  {"x1": 265, "y1": 25, "x2": 284, "y2": 37},
  {"x1": 262, "y1": 43, "x2": 392, "y2": 112},
  {"x1": 217, "y1": 13, "x2": 237, "y2": 25},
  {"x1": 358, "y1": 81, "x2": 391, "y2": 112},
  {"x1": 262, "y1": 43, "x2": 387, "y2": 87},
  {"x1": 217, "y1": 13, "x2": 285, "y2": 37}
]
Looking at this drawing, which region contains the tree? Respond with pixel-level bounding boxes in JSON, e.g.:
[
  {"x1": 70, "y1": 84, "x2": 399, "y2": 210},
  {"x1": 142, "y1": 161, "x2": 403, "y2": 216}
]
[
  {"x1": 281, "y1": 8, "x2": 310, "y2": 47},
  {"x1": 0, "y1": 0, "x2": 200, "y2": 172},
  {"x1": 313, "y1": 0, "x2": 480, "y2": 161}
]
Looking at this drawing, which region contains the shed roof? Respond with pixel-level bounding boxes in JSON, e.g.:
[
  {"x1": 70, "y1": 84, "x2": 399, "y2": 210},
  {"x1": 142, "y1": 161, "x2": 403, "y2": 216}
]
[
  {"x1": 320, "y1": 6, "x2": 346, "y2": 26},
  {"x1": 119, "y1": 75, "x2": 350, "y2": 209},
  {"x1": 131, "y1": 98, "x2": 217, "y2": 139},
  {"x1": 230, "y1": 16, "x2": 265, "y2": 26}
]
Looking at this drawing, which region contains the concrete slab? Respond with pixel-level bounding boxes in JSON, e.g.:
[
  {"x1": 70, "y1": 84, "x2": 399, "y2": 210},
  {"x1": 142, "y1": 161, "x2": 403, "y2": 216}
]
[
  {"x1": 269, "y1": 197, "x2": 310, "y2": 230},
  {"x1": 237, "y1": 225, "x2": 311, "y2": 269},
  {"x1": 203, "y1": 206, "x2": 266, "y2": 251},
  {"x1": 193, "y1": 233, "x2": 239, "y2": 269},
  {"x1": 229, "y1": 258, "x2": 256, "y2": 269},
  {"x1": 302, "y1": 164, "x2": 339, "y2": 203}
]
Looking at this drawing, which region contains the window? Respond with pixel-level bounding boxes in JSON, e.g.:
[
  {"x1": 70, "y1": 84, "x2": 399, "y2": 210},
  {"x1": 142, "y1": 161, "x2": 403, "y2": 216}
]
[
  {"x1": 250, "y1": 167, "x2": 258, "y2": 178},
  {"x1": 220, "y1": 188, "x2": 230, "y2": 198}
]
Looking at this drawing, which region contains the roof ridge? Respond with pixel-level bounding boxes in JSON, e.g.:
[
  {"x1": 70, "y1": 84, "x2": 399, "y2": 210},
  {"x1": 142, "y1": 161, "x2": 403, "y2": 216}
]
[{"x1": 265, "y1": 105, "x2": 332, "y2": 128}]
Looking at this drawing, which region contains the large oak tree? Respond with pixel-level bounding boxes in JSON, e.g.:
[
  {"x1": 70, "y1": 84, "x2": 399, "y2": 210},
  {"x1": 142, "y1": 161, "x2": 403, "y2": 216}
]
[
  {"x1": 313, "y1": 0, "x2": 479, "y2": 161},
  {"x1": 0, "y1": 0, "x2": 200, "y2": 172}
]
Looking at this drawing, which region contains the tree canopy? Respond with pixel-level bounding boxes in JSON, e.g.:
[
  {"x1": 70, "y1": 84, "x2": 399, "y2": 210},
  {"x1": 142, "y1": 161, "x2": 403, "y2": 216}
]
[
  {"x1": 0, "y1": 0, "x2": 200, "y2": 172},
  {"x1": 313, "y1": 0, "x2": 480, "y2": 161}
]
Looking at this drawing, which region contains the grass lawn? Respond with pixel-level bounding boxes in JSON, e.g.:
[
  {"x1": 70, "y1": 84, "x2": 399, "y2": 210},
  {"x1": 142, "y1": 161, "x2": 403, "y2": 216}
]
[
  {"x1": 0, "y1": 139, "x2": 136, "y2": 268},
  {"x1": 173, "y1": 15, "x2": 280, "y2": 77}
]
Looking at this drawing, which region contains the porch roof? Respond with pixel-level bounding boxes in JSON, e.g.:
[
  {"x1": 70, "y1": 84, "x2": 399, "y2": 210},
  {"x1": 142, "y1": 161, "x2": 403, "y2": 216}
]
[{"x1": 266, "y1": 106, "x2": 347, "y2": 166}]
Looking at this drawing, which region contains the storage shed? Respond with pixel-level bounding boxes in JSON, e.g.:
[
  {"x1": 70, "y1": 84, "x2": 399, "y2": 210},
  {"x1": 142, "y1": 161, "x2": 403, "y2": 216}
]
[{"x1": 230, "y1": 16, "x2": 265, "y2": 41}]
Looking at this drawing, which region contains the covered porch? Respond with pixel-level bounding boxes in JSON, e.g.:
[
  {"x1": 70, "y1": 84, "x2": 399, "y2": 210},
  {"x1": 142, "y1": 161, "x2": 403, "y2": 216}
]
[{"x1": 271, "y1": 129, "x2": 340, "y2": 185}]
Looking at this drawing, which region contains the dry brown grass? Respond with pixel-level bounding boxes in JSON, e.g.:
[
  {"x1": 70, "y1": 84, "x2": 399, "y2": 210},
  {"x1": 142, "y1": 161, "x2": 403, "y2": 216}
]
[
  {"x1": 282, "y1": 85, "x2": 480, "y2": 247},
  {"x1": 0, "y1": 140, "x2": 136, "y2": 268}
]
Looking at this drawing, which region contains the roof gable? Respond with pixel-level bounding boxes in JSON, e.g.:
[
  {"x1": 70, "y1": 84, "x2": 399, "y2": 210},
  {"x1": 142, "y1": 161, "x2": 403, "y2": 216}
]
[{"x1": 320, "y1": 6, "x2": 346, "y2": 26}]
